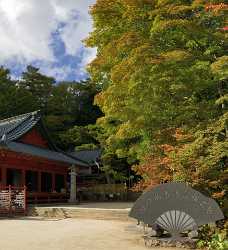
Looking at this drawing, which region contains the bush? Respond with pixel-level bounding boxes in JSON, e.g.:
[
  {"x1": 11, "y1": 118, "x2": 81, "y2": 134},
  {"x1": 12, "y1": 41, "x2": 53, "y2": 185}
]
[
  {"x1": 207, "y1": 233, "x2": 228, "y2": 250},
  {"x1": 197, "y1": 224, "x2": 228, "y2": 250}
]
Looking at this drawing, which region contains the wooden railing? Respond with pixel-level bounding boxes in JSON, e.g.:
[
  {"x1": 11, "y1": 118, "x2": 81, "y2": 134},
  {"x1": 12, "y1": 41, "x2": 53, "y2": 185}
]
[
  {"x1": 86, "y1": 184, "x2": 127, "y2": 194},
  {"x1": 0, "y1": 186, "x2": 26, "y2": 216},
  {"x1": 27, "y1": 192, "x2": 69, "y2": 204}
]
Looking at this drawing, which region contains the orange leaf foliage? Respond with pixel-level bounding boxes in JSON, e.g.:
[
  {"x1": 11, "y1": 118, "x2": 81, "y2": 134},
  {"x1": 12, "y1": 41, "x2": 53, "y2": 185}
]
[
  {"x1": 205, "y1": 3, "x2": 228, "y2": 12},
  {"x1": 132, "y1": 152, "x2": 173, "y2": 192},
  {"x1": 212, "y1": 190, "x2": 226, "y2": 199},
  {"x1": 132, "y1": 128, "x2": 193, "y2": 192}
]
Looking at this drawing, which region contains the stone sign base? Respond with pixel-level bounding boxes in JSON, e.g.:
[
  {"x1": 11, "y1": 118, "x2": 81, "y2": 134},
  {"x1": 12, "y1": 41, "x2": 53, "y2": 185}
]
[{"x1": 143, "y1": 236, "x2": 198, "y2": 249}]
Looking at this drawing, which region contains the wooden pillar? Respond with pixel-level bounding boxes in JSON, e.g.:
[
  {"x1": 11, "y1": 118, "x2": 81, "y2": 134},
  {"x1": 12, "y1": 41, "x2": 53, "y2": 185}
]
[
  {"x1": 69, "y1": 165, "x2": 77, "y2": 203},
  {"x1": 38, "y1": 172, "x2": 41, "y2": 192},
  {"x1": 52, "y1": 173, "x2": 55, "y2": 192}
]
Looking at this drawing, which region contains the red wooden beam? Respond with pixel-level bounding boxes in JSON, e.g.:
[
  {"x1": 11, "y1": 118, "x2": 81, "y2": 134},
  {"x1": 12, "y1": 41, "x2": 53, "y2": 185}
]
[{"x1": 0, "y1": 149, "x2": 69, "y2": 174}]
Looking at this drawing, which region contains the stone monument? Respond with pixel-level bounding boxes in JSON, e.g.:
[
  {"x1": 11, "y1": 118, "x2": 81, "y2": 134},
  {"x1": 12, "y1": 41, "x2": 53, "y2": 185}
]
[{"x1": 129, "y1": 182, "x2": 224, "y2": 248}]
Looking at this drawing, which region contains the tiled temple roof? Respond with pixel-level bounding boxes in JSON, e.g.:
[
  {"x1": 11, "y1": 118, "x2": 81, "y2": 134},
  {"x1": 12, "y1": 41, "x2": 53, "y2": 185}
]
[
  {"x1": 69, "y1": 149, "x2": 101, "y2": 165},
  {"x1": 0, "y1": 111, "x2": 89, "y2": 167},
  {"x1": 0, "y1": 111, "x2": 41, "y2": 142}
]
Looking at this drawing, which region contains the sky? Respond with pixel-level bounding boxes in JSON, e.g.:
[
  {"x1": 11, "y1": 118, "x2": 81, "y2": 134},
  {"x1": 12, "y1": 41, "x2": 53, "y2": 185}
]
[{"x1": 0, "y1": 0, "x2": 96, "y2": 81}]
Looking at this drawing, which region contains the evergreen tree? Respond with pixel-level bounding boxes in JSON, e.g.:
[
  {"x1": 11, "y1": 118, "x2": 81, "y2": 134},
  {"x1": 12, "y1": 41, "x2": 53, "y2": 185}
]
[
  {"x1": 0, "y1": 67, "x2": 16, "y2": 118},
  {"x1": 46, "y1": 79, "x2": 102, "y2": 147},
  {"x1": 19, "y1": 65, "x2": 55, "y2": 112},
  {"x1": 0, "y1": 67, "x2": 35, "y2": 118}
]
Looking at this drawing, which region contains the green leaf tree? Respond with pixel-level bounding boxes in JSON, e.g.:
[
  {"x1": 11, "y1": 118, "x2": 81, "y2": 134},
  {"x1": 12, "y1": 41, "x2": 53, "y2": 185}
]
[{"x1": 86, "y1": 0, "x2": 227, "y2": 186}]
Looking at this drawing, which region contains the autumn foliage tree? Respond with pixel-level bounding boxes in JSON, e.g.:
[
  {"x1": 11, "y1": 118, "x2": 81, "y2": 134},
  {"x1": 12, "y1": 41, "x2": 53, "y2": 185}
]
[{"x1": 86, "y1": 0, "x2": 227, "y2": 192}]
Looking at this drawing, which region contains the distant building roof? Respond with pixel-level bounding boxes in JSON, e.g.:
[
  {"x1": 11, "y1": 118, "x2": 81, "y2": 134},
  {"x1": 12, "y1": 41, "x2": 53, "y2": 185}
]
[
  {"x1": 0, "y1": 111, "x2": 89, "y2": 167},
  {"x1": 69, "y1": 149, "x2": 101, "y2": 166}
]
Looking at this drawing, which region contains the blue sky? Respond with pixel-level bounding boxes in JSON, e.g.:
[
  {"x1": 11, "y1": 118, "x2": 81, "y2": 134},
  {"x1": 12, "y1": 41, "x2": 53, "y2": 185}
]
[{"x1": 0, "y1": 0, "x2": 96, "y2": 82}]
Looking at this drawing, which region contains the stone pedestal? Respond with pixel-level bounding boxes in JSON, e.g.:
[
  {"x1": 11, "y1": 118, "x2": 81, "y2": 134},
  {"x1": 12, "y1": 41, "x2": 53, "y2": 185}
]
[{"x1": 143, "y1": 236, "x2": 198, "y2": 249}]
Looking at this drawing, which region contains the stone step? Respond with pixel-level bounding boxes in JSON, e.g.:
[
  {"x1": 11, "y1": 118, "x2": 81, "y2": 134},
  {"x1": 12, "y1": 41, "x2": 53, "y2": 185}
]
[{"x1": 28, "y1": 207, "x2": 133, "y2": 221}]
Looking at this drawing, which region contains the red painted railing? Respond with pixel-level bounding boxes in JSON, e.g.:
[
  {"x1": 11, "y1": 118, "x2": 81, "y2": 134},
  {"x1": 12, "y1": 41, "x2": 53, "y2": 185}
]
[
  {"x1": 0, "y1": 186, "x2": 26, "y2": 216},
  {"x1": 27, "y1": 192, "x2": 69, "y2": 204}
]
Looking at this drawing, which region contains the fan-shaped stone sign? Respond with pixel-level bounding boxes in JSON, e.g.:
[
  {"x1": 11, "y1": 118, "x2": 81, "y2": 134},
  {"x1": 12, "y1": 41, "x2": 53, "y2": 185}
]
[{"x1": 129, "y1": 182, "x2": 224, "y2": 240}]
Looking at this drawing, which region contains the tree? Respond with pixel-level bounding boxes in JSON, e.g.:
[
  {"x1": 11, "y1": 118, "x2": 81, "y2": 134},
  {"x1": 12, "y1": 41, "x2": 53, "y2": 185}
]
[
  {"x1": 168, "y1": 114, "x2": 227, "y2": 213},
  {"x1": 46, "y1": 79, "x2": 103, "y2": 148},
  {"x1": 0, "y1": 67, "x2": 35, "y2": 119},
  {"x1": 69, "y1": 79, "x2": 103, "y2": 126},
  {"x1": 19, "y1": 65, "x2": 55, "y2": 112},
  {"x1": 86, "y1": 0, "x2": 227, "y2": 188},
  {"x1": 59, "y1": 124, "x2": 101, "y2": 151},
  {"x1": 0, "y1": 67, "x2": 17, "y2": 118}
]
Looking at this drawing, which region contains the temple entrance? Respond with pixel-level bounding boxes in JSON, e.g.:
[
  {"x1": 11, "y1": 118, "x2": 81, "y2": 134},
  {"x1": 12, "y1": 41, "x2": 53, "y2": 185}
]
[
  {"x1": 26, "y1": 171, "x2": 38, "y2": 192},
  {"x1": 7, "y1": 168, "x2": 23, "y2": 186},
  {"x1": 55, "y1": 174, "x2": 65, "y2": 192},
  {"x1": 2, "y1": 168, "x2": 68, "y2": 203},
  {"x1": 41, "y1": 172, "x2": 52, "y2": 192}
]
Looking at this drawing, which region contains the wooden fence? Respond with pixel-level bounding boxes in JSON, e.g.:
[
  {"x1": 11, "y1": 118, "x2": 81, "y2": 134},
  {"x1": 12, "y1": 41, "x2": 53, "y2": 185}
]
[
  {"x1": 86, "y1": 184, "x2": 127, "y2": 194},
  {"x1": 79, "y1": 184, "x2": 128, "y2": 201},
  {"x1": 0, "y1": 186, "x2": 26, "y2": 216}
]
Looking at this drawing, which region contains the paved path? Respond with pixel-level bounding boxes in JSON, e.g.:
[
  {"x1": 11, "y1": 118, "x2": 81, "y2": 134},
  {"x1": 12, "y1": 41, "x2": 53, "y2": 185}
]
[{"x1": 0, "y1": 218, "x2": 182, "y2": 250}]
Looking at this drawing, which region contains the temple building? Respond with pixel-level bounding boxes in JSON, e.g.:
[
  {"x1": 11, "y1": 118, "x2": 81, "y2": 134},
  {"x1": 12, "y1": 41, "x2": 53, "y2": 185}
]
[
  {"x1": 0, "y1": 111, "x2": 89, "y2": 203},
  {"x1": 69, "y1": 149, "x2": 102, "y2": 190}
]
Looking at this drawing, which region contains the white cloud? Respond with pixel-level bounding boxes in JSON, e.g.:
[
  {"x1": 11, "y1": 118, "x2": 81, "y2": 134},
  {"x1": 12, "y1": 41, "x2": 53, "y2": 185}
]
[
  {"x1": 77, "y1": 47, "x2": 97, "y2": 76},
  {"x1": 56, "y1": 0, "x2": 95, "y2": 56},
  {"x1": 40, "y1": 64, "x2": 73, "y2": 82},
  {"x1": 0, "y1": 0, "x2": 96, "y2": 78}
]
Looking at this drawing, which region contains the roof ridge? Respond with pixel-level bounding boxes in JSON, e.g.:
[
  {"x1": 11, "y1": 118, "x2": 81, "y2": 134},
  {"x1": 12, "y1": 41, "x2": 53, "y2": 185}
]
[
  {"x1": 0, "y1": 110, "x2": 40, "y2": 123},
  {"x1": 75, "y1": 148, "x2": 101, "y2": 152},
  {"x1": 0, "y1": 110, "x2": 41, "y2": 142},
  {"x1": 7, "y1": 114, "x2": 40, "y2": 139},
  {"x1": 61, "y1": 150, "x2": 90, "y2": 165}
]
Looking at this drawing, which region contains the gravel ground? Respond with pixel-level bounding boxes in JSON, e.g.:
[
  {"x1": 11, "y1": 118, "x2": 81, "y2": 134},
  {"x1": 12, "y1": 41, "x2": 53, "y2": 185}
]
[{"x1": 0, "y1": 217, "x2": 183, "y2": 250}]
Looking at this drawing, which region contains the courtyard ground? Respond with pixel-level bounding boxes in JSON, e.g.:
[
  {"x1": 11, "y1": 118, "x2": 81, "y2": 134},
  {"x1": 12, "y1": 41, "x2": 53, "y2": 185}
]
[{"x1": 0, "y1": 217, "x2": 183, "y2": 250}]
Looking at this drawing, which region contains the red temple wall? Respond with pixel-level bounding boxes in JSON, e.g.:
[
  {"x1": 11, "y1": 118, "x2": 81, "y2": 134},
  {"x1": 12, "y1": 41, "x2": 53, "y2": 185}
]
[
  {"x1": 0, "y1": 149, "x2": 69, "y2": 195},
  {"x1": 19, "y1": 128, "x2": 49, "y2": 149},
  {"x1": 0, "y1": 150, "x2": 68, "y2": 174}
]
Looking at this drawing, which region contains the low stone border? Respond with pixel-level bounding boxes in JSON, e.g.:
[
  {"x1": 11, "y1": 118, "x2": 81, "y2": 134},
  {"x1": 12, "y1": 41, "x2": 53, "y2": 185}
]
[
  {"x1": 143, "y1": 235, "x2": 198, "y2": 249},
  {"x1": 28, "y1": 206, "x2": 133, "y2": 221}
]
